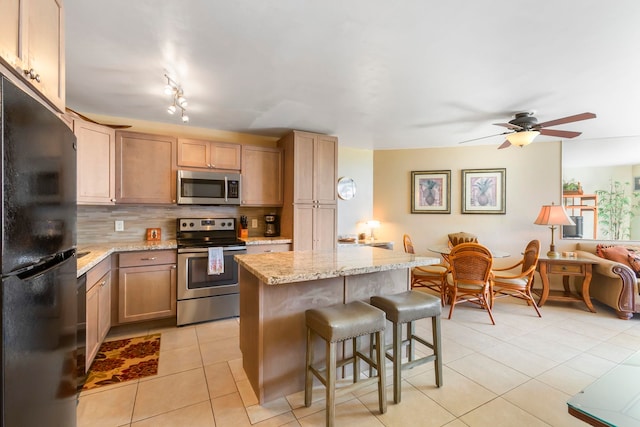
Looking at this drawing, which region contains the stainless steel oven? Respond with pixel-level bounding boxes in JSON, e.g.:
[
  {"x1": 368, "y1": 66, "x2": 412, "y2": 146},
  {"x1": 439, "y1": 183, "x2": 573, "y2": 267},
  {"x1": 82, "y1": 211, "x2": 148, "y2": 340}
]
[{"x1": 176, "y1": 218, "x2": 246, "y2": 326}]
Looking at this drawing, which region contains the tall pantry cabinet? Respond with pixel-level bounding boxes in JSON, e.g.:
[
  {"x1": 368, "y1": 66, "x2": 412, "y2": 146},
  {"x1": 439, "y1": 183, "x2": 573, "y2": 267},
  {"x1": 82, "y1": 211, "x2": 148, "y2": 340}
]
[{"x1": 279, "y1": 131, "x2": 337, "y2": 251}]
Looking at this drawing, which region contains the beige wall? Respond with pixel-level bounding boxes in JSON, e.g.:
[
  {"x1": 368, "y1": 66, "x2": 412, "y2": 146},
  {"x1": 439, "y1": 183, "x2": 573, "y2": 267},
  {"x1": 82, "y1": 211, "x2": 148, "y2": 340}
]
[
  {"x1": 337, "y1": 147, "x2": 374, "y2": 238},
  {"x1": 371, "y1": 142, "x2": 569, "y2": 264}
]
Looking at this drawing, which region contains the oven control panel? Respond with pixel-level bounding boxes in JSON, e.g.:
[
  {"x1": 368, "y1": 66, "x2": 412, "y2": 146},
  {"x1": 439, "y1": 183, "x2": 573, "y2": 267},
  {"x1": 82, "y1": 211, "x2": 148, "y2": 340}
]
[{"x1": 178, "y1": 218, "x2": 236, "y2": 232}]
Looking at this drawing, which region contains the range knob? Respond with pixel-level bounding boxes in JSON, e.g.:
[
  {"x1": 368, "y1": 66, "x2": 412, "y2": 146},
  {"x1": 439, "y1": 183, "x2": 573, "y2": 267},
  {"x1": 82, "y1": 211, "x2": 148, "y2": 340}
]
[
  {"x1": 190, "y1": 222, "x2": 195, "y2": 227},
  {"x1": 181, "y1": 222, "x2": 187, "y2": 227}
]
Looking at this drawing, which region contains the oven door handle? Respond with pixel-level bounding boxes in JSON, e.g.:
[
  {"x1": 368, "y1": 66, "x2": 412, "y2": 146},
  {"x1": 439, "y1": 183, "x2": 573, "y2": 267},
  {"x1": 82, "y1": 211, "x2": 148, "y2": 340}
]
[{"x1": 178, "y1": 246, "x2": 247, "y2": 253}]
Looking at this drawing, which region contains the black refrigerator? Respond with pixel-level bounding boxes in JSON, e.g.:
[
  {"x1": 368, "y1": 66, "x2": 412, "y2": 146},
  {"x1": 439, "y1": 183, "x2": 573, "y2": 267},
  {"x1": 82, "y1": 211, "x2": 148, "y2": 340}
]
[{"x1": 1, "y1": 74, "x2": 77, "y2": 426}]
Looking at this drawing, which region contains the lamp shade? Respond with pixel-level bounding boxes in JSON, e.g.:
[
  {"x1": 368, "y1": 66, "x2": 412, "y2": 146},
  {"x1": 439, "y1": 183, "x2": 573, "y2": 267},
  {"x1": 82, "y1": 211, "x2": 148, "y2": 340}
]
[
  {"x1": 533, "y1": 204, "x2": 575, "y2": 226},
  {"x1": 366, "y1": 220, "x2": 380, "y2": 229},
  {"x1": 506, "y1": 130, "x2": 540, "y2": 147}
]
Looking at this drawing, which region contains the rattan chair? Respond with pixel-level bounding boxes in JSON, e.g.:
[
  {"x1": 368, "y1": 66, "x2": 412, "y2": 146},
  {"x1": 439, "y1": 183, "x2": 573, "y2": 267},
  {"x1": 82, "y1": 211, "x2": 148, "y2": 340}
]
[
  {"x1": 403, "y1": 234, "x2": 448, "y2": 305},
  {"x1": 491, "y1": 239, "x2": 542, "y2": 317},
  {"x1": 447, "y1": 232, "x2": 478, "y2": 247},
  {"x1": 446, "y1": 242, "x2": 495, "y2": 325}
]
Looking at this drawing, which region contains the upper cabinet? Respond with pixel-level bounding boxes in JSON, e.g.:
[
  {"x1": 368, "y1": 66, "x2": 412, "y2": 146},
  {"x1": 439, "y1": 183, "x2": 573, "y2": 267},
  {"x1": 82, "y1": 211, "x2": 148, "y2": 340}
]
[
  {"x1": 177, "y1": 138, "x2": 241, "y2": 171},
  {"x1": 75, "y1": 119, "x2": 116, "y2": 205},
  {"x1": 0, "y1": 0, "x2": 65, "y2": 111},
  {"x1": 241, "y1": 145, "x2": 283, "y2": 206},
  {"x1": 115, "y1": 131, "x2": 177, "y2": 204}
]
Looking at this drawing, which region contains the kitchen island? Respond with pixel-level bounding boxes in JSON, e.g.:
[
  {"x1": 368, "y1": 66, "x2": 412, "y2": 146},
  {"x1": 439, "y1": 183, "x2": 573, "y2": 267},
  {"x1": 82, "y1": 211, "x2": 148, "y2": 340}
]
[{"x1": 235, "y1": 246, "x2": 439, "y2": 403}]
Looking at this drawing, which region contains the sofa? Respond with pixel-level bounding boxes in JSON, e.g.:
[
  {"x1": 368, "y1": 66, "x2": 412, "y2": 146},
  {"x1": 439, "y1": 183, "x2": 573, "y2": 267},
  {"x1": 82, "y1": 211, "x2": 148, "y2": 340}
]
[{"x1": 573, "y1": 242, "x2": 640, "y2": 320}]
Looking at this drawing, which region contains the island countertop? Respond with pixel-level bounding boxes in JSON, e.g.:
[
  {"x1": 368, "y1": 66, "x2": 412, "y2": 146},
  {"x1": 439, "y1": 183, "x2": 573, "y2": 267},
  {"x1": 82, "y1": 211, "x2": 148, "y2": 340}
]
[{"x1": 235, "y1": 246, "x2": 439, "y2": 285}]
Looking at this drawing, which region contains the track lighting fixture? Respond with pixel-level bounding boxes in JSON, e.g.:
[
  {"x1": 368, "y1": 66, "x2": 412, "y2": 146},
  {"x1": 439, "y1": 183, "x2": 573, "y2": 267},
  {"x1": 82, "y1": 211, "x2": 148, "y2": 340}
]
[{"x1": 164, "y1": 74, "x2": 189, "y2": 123}]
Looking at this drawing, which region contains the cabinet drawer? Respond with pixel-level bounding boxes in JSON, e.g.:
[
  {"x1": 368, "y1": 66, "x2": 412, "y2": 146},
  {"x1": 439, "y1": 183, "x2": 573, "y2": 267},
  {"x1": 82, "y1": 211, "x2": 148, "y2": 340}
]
[
  {"x1": 549, "y1": 263, "x2": 584, "y2": 274},
  {"x1": 119, "y1": 250, "x2": 177, "y2": 267},
  {"x1": 246, "y1": 244, "x2": 291, "y2": 254},
  {"x1": 86, "y1": 256, "x2": 112, "y2": 287}
]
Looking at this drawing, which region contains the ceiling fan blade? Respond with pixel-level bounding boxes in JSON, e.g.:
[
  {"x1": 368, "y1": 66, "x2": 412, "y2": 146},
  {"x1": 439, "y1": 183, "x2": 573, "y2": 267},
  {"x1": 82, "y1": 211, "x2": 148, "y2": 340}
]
[
  {"x1": 536, "y1": 112, "x2": 596, "y2": 128},
  {"x1": 494, "y1": 122, "x2": 522, "y2": 130},
  {"x1": 458, "y1": 132, "x2": 510, "y2": 144},
  {"x1": 65, "y1": 107, "x2": 132, "y2": 129},
  {"x1": 538, "y1": 128, "x2": 582, "y2": 138},
  {"x1": 497, "y1": 140, "x2": 511, "y2": 149}
]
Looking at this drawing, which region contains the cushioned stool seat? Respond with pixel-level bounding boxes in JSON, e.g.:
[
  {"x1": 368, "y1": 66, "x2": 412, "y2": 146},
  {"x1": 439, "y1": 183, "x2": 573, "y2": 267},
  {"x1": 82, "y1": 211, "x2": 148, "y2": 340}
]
[
  {"x1": 370, "y1": 290, "x2": 442, "y2": 403},
  {"x1": 305, "y1": 300, "x2": 387, "y2": 427}
]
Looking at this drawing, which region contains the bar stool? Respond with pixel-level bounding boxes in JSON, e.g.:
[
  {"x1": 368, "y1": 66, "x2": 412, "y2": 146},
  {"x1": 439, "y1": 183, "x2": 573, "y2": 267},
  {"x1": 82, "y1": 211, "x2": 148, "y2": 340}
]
[
  {"x1": 370, "y1": 290, "x2": 442, "y2": 403},
  {"x1": 305, "y1": 300, "x2": 387, "y2": 427}
]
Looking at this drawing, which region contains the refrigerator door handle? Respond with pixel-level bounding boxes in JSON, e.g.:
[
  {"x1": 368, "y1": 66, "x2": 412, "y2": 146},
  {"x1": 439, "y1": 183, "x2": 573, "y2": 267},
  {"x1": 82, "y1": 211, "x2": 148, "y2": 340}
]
[{"x1": 3, "y1": 248, "x2": 76, "y2": 280}]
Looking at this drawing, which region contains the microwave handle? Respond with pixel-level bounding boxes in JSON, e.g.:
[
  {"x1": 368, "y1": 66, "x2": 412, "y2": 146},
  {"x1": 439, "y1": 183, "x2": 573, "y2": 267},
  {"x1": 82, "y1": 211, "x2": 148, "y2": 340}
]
[{"x1": 225, "y1": 176, "x2": 228, "y2": 202}]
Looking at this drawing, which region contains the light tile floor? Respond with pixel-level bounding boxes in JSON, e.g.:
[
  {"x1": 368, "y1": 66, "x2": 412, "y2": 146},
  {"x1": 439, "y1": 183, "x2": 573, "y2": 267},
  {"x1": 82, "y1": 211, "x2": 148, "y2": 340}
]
[{"x1": 77, "y1": 295, "x2": 640, "y2": 426}]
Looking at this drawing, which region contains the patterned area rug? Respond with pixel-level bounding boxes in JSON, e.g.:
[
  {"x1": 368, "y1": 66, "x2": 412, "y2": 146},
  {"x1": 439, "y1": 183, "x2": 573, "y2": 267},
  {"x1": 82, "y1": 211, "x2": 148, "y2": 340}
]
[{"x1": 82, "y1": 333, "x2": 161, "y2": 390}]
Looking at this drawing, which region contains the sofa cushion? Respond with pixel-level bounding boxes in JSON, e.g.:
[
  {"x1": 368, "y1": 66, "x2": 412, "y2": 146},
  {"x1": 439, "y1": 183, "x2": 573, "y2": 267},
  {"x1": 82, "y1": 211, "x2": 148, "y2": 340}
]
[{"x1": 596, "y1": 244, "x2": 640, "y2": 277}]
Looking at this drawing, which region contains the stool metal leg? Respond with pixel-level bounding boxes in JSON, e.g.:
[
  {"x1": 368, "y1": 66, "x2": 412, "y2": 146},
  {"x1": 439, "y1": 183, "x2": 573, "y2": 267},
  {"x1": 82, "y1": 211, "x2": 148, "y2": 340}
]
[
  {"x1": 353, "y1": 336, "x2": 359, "y2": 383},
  {"x1": 326, "y1": 340, "x2": 336, "y2": 427},
  {"x1": 433, "y1": 315, "x2": 443, "y2": 387},
  {"x1": 392, "y1": 320, "x2": 403, "y2": 403},
  {"x1": 305, "y1": 327, "x2": 314, "y2": 407}
]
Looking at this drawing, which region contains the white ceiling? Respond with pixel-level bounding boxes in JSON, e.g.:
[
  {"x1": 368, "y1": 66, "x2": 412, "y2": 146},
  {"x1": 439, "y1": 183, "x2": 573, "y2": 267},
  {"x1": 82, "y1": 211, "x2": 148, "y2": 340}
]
[{"x1": 65, "y1": 0, "x2": 640, "y2": 150}]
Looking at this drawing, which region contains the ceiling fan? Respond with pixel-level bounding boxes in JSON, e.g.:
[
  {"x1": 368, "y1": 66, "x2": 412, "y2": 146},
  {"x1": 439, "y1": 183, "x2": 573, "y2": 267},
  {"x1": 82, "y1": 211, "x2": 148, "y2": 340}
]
[{"x1": 460, "y1": 111, "x2": 596, "y2": 149}]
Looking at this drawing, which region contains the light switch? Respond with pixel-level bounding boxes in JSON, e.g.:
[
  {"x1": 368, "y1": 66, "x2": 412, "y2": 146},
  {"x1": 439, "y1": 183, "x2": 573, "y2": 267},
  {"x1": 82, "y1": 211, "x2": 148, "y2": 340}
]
[
  {"x1": 115, "y1": 220, "x2": 124, "y2": 231},
  {"x1": 251, "y1": 218, "x2": 258, "y2": 228}
]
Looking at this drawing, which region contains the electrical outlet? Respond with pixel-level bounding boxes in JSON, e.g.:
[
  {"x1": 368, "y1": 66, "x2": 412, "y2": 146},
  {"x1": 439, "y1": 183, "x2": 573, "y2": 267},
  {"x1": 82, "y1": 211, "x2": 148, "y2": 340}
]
[
  {"x1": 251, "y1": 218, "x2": 258, "y2": 228},
  {"x1": 115, "y1": 220, "x2": 124, "y2": 231}
]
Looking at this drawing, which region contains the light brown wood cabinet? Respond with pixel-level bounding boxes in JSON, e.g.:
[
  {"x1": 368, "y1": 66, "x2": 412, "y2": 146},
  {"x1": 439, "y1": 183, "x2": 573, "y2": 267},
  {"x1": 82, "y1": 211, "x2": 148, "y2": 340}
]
[
  {"x1": 85, "y1": 257, "x2": 111, "y2": 370},
  {"x1": 118, "y1": 250, "x2": 177, "y2": 324},
  {"x1": 75, "y1": 119, "x2": 116, "y2": 204},
  {"x1": 0, "y1": 0, "x2": 65, "y2": 111},
  {"x1": 279, "y1": 131, "x2": 337, "y2": 250},
  {"x1": 177, "y1": 138, "x2": 241, "y2": 170},
  {"x1": 246, "y1": 243, "x2": 291, "y2": 254},
  {"x1": 115, "y1": 131, "x2": 177, "y2": 204},
  {"x1": 241, "y1": 145, "x2": 283, "y2": 206}
]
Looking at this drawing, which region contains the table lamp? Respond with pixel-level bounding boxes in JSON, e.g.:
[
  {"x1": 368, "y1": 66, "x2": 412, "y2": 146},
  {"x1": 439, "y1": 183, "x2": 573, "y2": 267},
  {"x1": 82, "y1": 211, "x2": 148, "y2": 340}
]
[
  {"x1": 365, "y1": 220, "x2": 380, "y2": 241},
  {"x1": 534, "y1": 202, "x2": 575, "y2": 257}
]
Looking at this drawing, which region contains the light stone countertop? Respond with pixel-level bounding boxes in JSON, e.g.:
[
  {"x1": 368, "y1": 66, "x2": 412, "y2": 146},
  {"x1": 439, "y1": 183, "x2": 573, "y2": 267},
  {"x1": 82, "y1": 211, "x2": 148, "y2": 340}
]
[
  {"x1": 235, "y1": 246, "x2": 439, "y2": 285},
  {"x1": 76, "y1": 236, "x2": 291, "y2": 277}
]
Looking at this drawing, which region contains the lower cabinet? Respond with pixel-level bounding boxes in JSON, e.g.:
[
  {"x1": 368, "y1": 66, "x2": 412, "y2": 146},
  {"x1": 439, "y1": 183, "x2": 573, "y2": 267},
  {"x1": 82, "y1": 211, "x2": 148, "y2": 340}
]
[
  {"x1": 118, "y1": 250, "x2": 177, "y2": 324},
  {"x1": 292, "y1": 204, "x2": 337, "y2": 251},
  {"x1": 86, "y1": 257, "x2": 112, "y2": 370}
]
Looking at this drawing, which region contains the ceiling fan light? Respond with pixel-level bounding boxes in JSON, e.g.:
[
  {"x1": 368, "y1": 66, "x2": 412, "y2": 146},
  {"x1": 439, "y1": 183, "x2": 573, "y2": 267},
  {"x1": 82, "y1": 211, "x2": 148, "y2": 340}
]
[
  {"x1": 181, "y1": 113, "x2": 189, "y2": 123},
  {"x1": 177, "y1": 96, "x2": 187, "y2": 108},
  {"x1": 506, "y1": 130, "x2": 540, "y2": 147},
  {"x1": 164, "y1": 84, "x2": 174, "y2": 95},
  {"x1": 167, "y1": 104, "x2": 176, "y2": 114}
]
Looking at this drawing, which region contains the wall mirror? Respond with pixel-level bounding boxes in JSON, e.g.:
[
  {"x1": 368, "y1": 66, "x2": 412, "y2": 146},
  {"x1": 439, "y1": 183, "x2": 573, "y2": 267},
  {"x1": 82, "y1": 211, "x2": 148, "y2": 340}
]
[
  {"x1": 337, "y1": 176, "x2": 357, "y2": 200},
  {"x1": 562, "y1": 137, "x2": 640, "y2": 241}
]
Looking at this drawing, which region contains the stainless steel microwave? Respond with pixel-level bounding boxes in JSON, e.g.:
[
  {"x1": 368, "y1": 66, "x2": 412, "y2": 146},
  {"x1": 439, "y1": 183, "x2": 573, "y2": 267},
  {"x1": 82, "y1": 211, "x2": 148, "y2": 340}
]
[{"x1": 177, "y1": 170, "x2": 242, "y2": 205}]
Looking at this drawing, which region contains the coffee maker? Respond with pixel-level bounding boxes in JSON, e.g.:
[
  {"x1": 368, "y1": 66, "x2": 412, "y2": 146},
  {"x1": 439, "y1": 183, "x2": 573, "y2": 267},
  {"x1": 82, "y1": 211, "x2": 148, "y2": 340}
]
[{"x1": 264, "y1": 214, "x2": 280, "y2": 237}]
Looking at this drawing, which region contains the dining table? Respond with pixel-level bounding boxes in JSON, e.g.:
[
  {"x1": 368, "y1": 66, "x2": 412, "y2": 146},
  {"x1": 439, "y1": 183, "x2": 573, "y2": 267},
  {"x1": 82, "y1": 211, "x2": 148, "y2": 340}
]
[{"x1": 428, "y1": 246, "x2": 511, "y2": 258}]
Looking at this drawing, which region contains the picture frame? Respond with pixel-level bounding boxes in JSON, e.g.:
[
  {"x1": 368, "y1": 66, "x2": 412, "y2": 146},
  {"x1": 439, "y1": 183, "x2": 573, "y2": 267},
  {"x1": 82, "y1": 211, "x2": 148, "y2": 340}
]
[
  {"x1": 146, "y1": 227, "x2": 162, "y2": 241},
  {"x1": 461, "y1": 168, "x2": 506, "y2": 214},
  {"x1": 634, "y1": 176, "x2": 640, "y2": 192},
  {"x1": 411, "y1": 170, "x2": 451, "y2": 214}
]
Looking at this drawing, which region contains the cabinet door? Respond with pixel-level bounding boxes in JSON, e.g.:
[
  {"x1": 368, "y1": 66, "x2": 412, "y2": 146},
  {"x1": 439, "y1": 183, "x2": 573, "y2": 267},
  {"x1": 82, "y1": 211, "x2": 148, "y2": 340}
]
[
  {"x1": 177, "y1": 138, "x2": 210, "y2": 168},
  {"x1": 241, "y1": 146, "x2": 283, "y2": 206},
  {"x1": 116, "y1": 132, "x2": 177, "y2": 204},
  {"x1": 210, "y1": 142, "x2": 241, "y2": 170},
  {"x1": 75, "y1": 120, "x2": 116, "y2": 204},
  {"x1": 0, "y1": 0, "x2": 21, "y2": 68},
  {"x1": 25, "y1": 0, "x2": 64, "y2": 110},
  {"x1": 97, "y1": 272, "x2": 111, "y2": 343},
  {"x1": 293, "y1": 133, "x2": 315, "y2": 204},
  {"x1": 85, "y1": 283, "x2": 99, "y2": 369},
  {"x1": 314, "y1": 205, "x2": 337, "y2": 251},
  {"x1": 293, "y1": 204, "x2": 314, "y2": 251},
  {"x1": 118, "y1": 264, "x2": 177, "y2": 323},
  {"x1": 314, "y1": 135, "x2": 337, "y2": 204}
]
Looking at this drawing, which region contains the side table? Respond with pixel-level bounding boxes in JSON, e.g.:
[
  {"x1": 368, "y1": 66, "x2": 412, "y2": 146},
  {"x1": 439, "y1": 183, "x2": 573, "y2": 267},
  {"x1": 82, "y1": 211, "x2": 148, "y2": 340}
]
[{"x1": 534, "y1": 256, "x2": 599, "y2": 313}]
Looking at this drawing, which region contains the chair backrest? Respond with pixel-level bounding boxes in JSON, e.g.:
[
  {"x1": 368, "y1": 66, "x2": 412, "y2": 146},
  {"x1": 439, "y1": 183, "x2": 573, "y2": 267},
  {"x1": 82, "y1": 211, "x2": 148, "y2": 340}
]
[
  {"x1": 522, "y1": 239, "x2": 541, "y2": 273},
  {"x1": 449, "y1": 242, "x2": 493, "y2": 284},
  {"x1": 448, "y1": 232, "x2": 478, "y2": 247},
  {"x1": 403, "y1": 234, "x2": 415, "y2": 254}
]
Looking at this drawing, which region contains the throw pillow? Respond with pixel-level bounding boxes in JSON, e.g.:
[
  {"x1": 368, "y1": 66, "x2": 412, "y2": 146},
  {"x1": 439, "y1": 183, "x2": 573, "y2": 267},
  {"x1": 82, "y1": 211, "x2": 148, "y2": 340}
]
[
  {"x1": 628, "y1": 253, "x2": 640, "y2": 278},
  {"x1": 596, "y1": 244, "x2": 637, "y2": 273}
]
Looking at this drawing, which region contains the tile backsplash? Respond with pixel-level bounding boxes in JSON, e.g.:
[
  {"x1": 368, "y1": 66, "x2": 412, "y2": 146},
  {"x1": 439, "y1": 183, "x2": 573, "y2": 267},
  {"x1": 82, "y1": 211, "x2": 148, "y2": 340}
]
[{"x1": 77, "y1": 205, "x2": 279, "y2": 245}]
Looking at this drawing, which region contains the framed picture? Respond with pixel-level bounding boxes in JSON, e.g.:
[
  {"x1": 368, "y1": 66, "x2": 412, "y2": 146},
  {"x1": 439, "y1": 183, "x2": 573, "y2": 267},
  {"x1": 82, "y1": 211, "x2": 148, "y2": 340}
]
[
  {"x1": 461, "y1": 168, "x2": 506, "y2": 214},
  {"x1": 411, "y1": 170, "x2": 451, "y2": 214},
  {"x1": 634, "y1": 176, "x2": 640, "y2": 191},
  {"x1": 146, "y1": 228, "x2": 162, "y2": 241}
]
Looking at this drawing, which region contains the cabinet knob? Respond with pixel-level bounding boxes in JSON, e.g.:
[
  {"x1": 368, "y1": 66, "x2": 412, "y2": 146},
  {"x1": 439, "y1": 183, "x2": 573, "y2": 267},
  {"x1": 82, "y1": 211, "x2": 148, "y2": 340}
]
[
  {"x1": 23, "y1": 68, "x2": 40, "y2": 82},
  {"x1": 100, "y1": 280, "x2": 107, "y2": 287}
]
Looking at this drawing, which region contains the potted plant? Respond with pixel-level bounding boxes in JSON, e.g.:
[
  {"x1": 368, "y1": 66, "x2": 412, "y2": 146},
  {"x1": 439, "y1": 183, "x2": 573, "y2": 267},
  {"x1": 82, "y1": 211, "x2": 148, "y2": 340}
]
[
  {"x1": 563, "y1": 179, "x2": 583, "y2": 195},
  {"x1": 595, "y1": 180, "x2": 640, "y2": 240}
]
